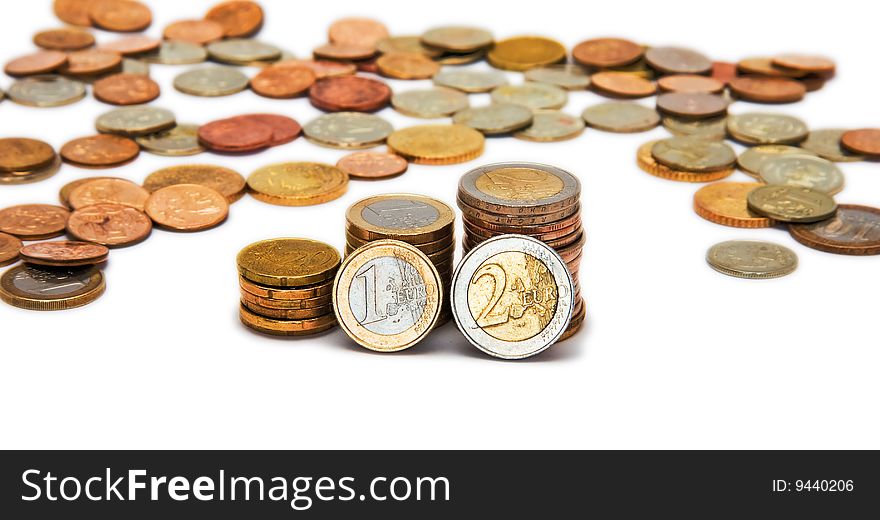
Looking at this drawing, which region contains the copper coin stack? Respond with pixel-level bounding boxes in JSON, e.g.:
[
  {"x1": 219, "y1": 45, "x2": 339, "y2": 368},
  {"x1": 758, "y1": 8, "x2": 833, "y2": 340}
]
[
  {"x1": 457, "y1": 163, "x2": 585, "y2": 341},
  {"x1": 344, "y1": 194, "x2": 455, "y2": 324}
]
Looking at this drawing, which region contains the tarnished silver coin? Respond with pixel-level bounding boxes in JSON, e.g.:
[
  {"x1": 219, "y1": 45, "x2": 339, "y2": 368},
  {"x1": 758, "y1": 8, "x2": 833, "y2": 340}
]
[
  {"x1": 727, "y1": 112, "x2": 809, "y2": 145},
  {"x1": 142, "y1": 41, "x2": 208, "y2": 65},
  {"x1": 96, "y1": 106, "x2": 176, "y2": 136},
  {"x1": 6, "y1": 75, "x2": 86, "y2": 107},
  {"x1": 581, "y1": 102, "x2": 659, "y2": 133},
  {"x1": 490, "y1": 82, "x2": 568, "y2": 110},
  {"x1": 524, "y1": 64, "x2": 591, "y2": 90},
  {"x1": 432, "y1": 68, "x2": 508, "y2": 93},
  {"x1": 706, "y1": 240, "x2": 798, "y2": 279},
  {"x1": 451, "y1": 234, "x2": 575, "y2": 360},
  {"x1": 173, "y1": 66, "x2": 249, "y2": 97},
  {"x1": 207, "y1": 38, "x2": 281, "y2": 65},
  {"x1": 452, "y1": 103, "x2": 534, "y2": 135},
  {"x1": 758, "y1": 154, "x2": 844, "y2": 194},
  {"x1": 799, "y1": 129, "x2": 866, "y2": 162},
  {"x1": 651, "y1": 137, "x2": 736, "y2": 172},
  {"x1": 747, "y1": 185, "x2": 838, "y2": 223},
  {"x1": 122, "y1": 59, "x2": 150, "y2": 76},
  {"x1": 736, "y1": 144, "x2": 815, "y2": 178},
  {"x1": 421, "y1": 26, "x2": 494, "y2": 53},
  {"x1": 135, "y1": 124, "x2": 205, "y2": 156},
  {"x1": 303, "y1": 112, "x2": 393, "y2": 149},
  {"x1": 514, "y1": 111, "x2": 585, "y2": 142},
  {"x1": 662, "y1": 115, "x2": 727, "y2": 140},
  {"x1": 391, "y1": 87, "x2": 469, "y2": 118},
  {"x1": 434, "y1": 49, "x2": 487, "y2": 65}
]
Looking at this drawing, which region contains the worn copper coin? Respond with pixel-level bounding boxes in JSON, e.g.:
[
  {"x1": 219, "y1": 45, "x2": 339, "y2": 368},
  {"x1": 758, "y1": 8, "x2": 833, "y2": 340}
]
[
  {"x1": 799, "y1": 129, "x2": 864, "y2": 162},
  {"x1": 772, "y1": 54, "x2": 835, "y2": 75},
  {"x1": 0, "y1": 138, "x2": 56, "y2": 173},
  {"x1": 92, "y1": 73, "x2": 160, "y2": 105},
  {"x1": 69, "y1": 177, "x2": 149, "y2": 210},
  {"x1": 737, "y1": 57, "x2": 804, "y2": 78},
  {"x1": 788, "y1": 205, "x2": 880, "y2": 255},
  {"x1": 840, "y1": 129, "x2": 880, "y2": 157},
  {"x1": 581, "y1": 102, "x2": 660, "y2": 133},
  {"x1": 235, "y1": 114, "x2": 302, "y2": 146},
  {"x1": 0, "y1": 204, "x2": 70, "y2": 240},
  {"x1": 88, "y1": 0, "x2": 152, "y2": 32},
  {"x1": 337, "y1": 152, "x2": 408, "y2": 180},
  {"x1": 645, "y1": 46, "x2": 712, "y2": 75},
  {"x1": 59, "y1": 176, "x2": 121, "y2": 207},
  {"x1": 99, "y1": 35, "x2": 161, "y2": 56},
  {"x1": 693, "y1": 182, "x2": 773, "y2": 228},
  {"x1": 143, "y1": 164, "x2": 245, "y2": 203},
  {"x1": 34, "y1": 27, "x2": 95, "y2": 51},
  {"x1": 19, "y1": 241, "x2": 109, "y2": 267},
  {"x1": 0, "y1": 232, "x2": 22, "y2": 267},
  {"x1": 312, "y1": 42, "x2": 375, "y2": 61},
  {"x1": 197, "y1": 117, "x2": 273, "y2": 153},
  {"x1": 572, "y1": 38, "x2": 643, "y2": 68},
  {"x1": 206, "y1": 0, "x2": 263, "y2": 37},
  {"x1": 163, "y1": 19, "x2": 224, "y2": 44},
  {"x1": 729, "y1": 76, "x2": 806, "y2": 103},
  {"x1": 308, "y1": 76, "x2": 391, "y2": 112},
  {"x1": 53, "y1": 0, "x2": 93, "y2": 26},
  {"x1": 747, "y1": 185, "x2": 837, "y2": 223},
  {"x1": 62, "y1": 49, "x2": 122, "y2": 76},
  {"x1": 328, "y1": 17, "x2": 389, "y2": 48},
  {"x1": 60, "y1": 134, "x2": 139, "y2": 168},
  {"x1": 251, "y1": 66, "x2": 315, "y2": 98},
  {"x1": 656, "y1": 92, "x2": 727, "y2": 119},
  {"x1": 591, "y1": 71, "x2": 656, "y2": 98},
  {"x1": 66, "y1": 203, "x2": 151, "y2": 247},
  {"x1": 4, "y1": 51, "x2": 68, "y2": 77},
  {"x1": 657, "y1": 74, "x2": 724, "y2": 94},
  {"x1": 135, "y1": 124, "x2": 204, "y2": 157},
  {"x1": 273, "y1": 59, "x2": 355, "y2": 78},
  {"x1": 144, "y1": 184, "x2": 229, "y2": 231}
]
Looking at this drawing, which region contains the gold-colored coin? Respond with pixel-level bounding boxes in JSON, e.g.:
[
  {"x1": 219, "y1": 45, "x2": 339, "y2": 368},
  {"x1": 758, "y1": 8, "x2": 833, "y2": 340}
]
[
  {"x1": 636, "y1": 141, "x2": 734, "y2": 183},
  {"x1": 247, "y1": 162, "x2": 348, "y2": 206},
  {"x1": 376, "y1": 52, "x2": 440, "y2": 79},
  {"x1": 346, "y1": 194, "x2": 455, "y2": 243},
  {"x1": 693, "y1": 182, "x2": 774, "y2": 228},
  {"x1": 241, "y1": 298, "x2": 333, "y2": 320},
  {"x1": 239, "y1": 287, "x2": 332, "y2": 310},
  {"x1": 239, "y1": 305, "x2": 337, "y2": 336},
  {"x1": 386, "y1": 124, "x2": 484, "y2": 165},
  {"x1": 0, "y1": 264, "x2": 105, "y2": 311},
  {"x1": 143, "y1": 164, "x2": 246, "y2": 203},
  {"x1": 239, "y1": 275, "x2": 334, "y2": 301},
  {"x1": 237, "y1": 238, "x2": 341, "y2": 287},
  {"x1": 487, "y1": 36, "x2": 566, "y2": 71}
]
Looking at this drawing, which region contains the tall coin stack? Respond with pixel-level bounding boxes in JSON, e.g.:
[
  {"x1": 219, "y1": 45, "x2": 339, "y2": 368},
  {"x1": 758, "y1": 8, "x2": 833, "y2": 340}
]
[
  {"x1": 457, "y1": 163, "x2": 586, "y2": 340},
  {"x1": 345, "y1": 194, "x2": 455, "y2": 324},
  {"x1": 237, "y1": 238, "x2": 341, "y2": 336}
]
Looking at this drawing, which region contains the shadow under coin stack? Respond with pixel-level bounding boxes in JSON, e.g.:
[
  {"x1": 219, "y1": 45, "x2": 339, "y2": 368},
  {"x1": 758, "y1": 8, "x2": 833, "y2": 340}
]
[
  {"x1": 458, "y1": 163, "x2": 586, "y2": 340},
  {"x1": 345, "y1": 194, "x2": 455, "y2": 325},
  {"x1": 237, "y1": 238, "x2": 341, "y2": 336}
]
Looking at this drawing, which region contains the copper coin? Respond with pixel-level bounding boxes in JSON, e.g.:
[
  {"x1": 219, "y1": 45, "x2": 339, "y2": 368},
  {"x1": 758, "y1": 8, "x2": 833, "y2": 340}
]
[
  {"x1": 711, "y1": 61, "x2": 737, "y2": 85},
  {"x1": 99, "y1": 35, "x2": 161, "y2": 56},
  {"x1": 572, "y1": 37, "x2": 643, "y2": 68},
  {"x1": 840, "y1": 129, "x2": 880, "y2": 157},
  {"x1": 336, "y1": 152, "x2": 408, "y2": 180},
  {"x1": 19, "y1": 241, "x2": 109, "y2": 266},
  {"x1": 163, "y1": 19, "x2": 225, "y2": 44},
  {"x1": 772, "y1": 54, "x2": 835, "y2": 75},
  {"x1": 66, "y1": 203, "x2": 151, "y2": 247},
  {"x1": 0, "y1": 138, "x2": 56, "y2": 173},
  {"x1": 789, "y1": 205, "x2": 880, "y2": 256},
  {"x1": 53, "y1": 0, "x2": 93, "y2": 26},
  {"x1": 231, "y1": 114, "x2": 301, "y2": 146},
  {"x1": 144, "y1": 184, "x2": 229, "y2": 232},
  {"x1": 0, "y1": 204, "x2": 70, "y2": 240},
  {"x1": 273, "y1": 59, "x2": 356, "y2": 78},
  {"x1": 356, "y1": 57, "x2": 380, "y2": 74},
  {"x1": 376, "y1": 52, "x2": 440, "y2": 79},
  {"x1": 205, "y1": 1, "x2": 264, "y2": 38},
  {"x1": 328, "y1": 17, "x2": 389, "y2": 48},
  {"x1": 198, "y1": 117, "x2": 273, "y2": 153},
  {"x1": 60, "y1": 134, "x2": 139, "y2": 168},
  {"x1": 69, "y1": 178, "x2": 150, "y2": 210},
  {"x1": 34, "y1": 27, "x2": 95, "y2": 51},
  {"x1": 591, "y1": 71, "x2": 656, "y2": 98},
  {"x1": 0, "y1": 232, "x2": 22, "y2": 267},
  {"x1": 312, "y1": 42, "x2": 376, "y2": 61},
  {"x1": 645, "y1": 46, "x2": 712, "y2": 75},
  {"x1": 251, "y1": 66, "x2": 316, "y2": 98},
  {"x1": 88, "y1": 0, "x2": 152, "y2": 32},
  {"x1": 62, "y1": 49, "x2": 122, "y2": 76},
  {"x1": 4, "y1": 51, "x2": 68, "y2": 77},
  {"x1": 657, "y1": 74, "x2": 724, "y2": 94},
  {"x1": 59, "y1": 176, "x2": 121, "y2": 207},
  {"x1": 308, "y1": 76, "x2": 392, "y2": 112},
  {"x1": 93, "y1": 73, "x2": 160, "y2": 105},
  {"x1": 728, "y1": 76, "x2": 806, "y2": 103},
  {"x1": 737, "y1": 57, "x2": 805, "y2": 78},
  {"x1": 656, "y1": 92, "x2": 728, "y2": 119}
]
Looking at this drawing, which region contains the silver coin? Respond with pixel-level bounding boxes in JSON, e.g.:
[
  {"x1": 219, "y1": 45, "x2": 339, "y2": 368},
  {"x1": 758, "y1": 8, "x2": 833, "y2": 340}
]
[
  {"x1": 421, "y1": 26, "x2": 494, "y2": 53},
  {"x1": 432, "y1": 68, "x2": 508, "y2": 93},
  {"x1": 651, "y1": 137, "x2": 736, "y2": 172},
  {"x1": 727, "y1": 112, "x2": 809, "y2": 145},
  {"x1": 490, "y1": 82, "x2": 568, "y2": 110},
  {"x1": 303, "y1": 112, "x2": 393, "y2": 149},
  {"x1": 122, "y1": 58, "x2": 150, "y2": 76},
  {"x1": 524, "y1": 64, "x2": 591, "y2": 90},
  {"x1": 207, "y1": 38, "x2": 281, "y2": 64},
  {"x1": 514, "y1": 111, "x2": 585, "y2": 142},
  {"x1": 458, "y1": 162, "x2": 580, "y2": 214},
  {"x1": 452, "y1": 103, "x2": 533, "y2": 134},
  {"x1": 391, "y1": 87, "x2": 469, "y2": 118},
  {"x1": 96, "y1": 106, "x2": 176, "y2": 136},
  {"x1": 6, "y1": 75, "x2": 86, "y2": 107},
  {"x1": 662, "y1": 115, "x2": 727, "y2": 140},
  {"x1": 142, "y1": 41, "x2": 208, "y2": 65},
  {"x1": 736, "y1": 144, "x2": 815, "y2": 178},
  {"x1": 706, "y1": 240, "x2": 798, "y2": 279},
  {"x1": 361, "y1": 199, "x2": 440, "y2": 229},
  {"x1": 173, "y1": 66, "x2": 250, "y2": 97},
  {"x1": 799, "y1": 128, "x2": 866, "y2": 162},
  {"x1": 758, "y1": 154, "x2": 844, "y2": 194},
  {"x1": 451, "y1": 234, "x2": 575, "y2": 360},
  {"x1": 581, "y1": 102, "x2": 659, "y2": 133},
  {"x1": 135, "y1": 124, "x2": 204, "y2": 156}
]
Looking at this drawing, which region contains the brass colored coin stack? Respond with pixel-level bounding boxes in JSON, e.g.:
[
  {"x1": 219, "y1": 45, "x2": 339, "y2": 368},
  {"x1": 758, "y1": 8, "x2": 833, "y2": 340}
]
[
  {"x1": 345, "y1": 194, "x2": 455, "y2": 324},
  {"x1": 457, "y1": 163, "x2": 586, "y2": 341},
  {"x1": 237, "y1": 238, "x2": 341, "y2": 336}
]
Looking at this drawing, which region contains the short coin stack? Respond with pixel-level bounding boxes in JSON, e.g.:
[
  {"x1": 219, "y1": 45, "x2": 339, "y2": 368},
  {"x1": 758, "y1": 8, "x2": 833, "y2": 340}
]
[
  {"x1": 237, "y1": 238, "x2": 341, "y2": 336},
  {"x1": 457, "y1": 163, "x2": 585, "y2": 340},
  {"x1": 345, "y1": 194, "x2": 455, "y2": 324}
]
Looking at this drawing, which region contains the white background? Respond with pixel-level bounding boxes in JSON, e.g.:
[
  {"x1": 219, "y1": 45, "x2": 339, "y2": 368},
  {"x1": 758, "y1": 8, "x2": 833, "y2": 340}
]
[{"x1": 1, "y1": 0, "x2": 878, "y2": 449}]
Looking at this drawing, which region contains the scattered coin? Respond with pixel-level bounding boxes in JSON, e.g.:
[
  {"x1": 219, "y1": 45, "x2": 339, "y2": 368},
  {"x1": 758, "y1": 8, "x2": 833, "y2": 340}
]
[
  {"x1": 142, "y1": 40, "x2": 208, "y2": 65},
  {"x1": 657, "y1": 74, "x2": 724, "y2": 94},
  {"x1": 53, "y1": 0, "x2": 93, "y2": 26},
  {"x1": 514, "y1": 111, "x2": 585, "y2": 142},
  {"x1": 656, "y1": 92, "x2": 728, "y2": 119},
  {"x1": 247, "y1": 162, "x2": 348, "y2": 206},
  {"x1": 143, "y1": 164, "x2": 245, "y2": 203},
  {"x1": 652, "y1": 137, "x2": 737, "y2": 172},
  {"x1": 336, "y1": 152, "x2": 408, "y2": 180},
  {"x1": 163, "y1": 19, "x2": 224, "y2": 44},
  {"x1": 376, "y1": 35, "x2": 442, "y2": 58},
  {"x1": 96, "y1": 106, "x2": 176, "y2": 136},
  {"x1": 234, "y1": 114, "x2": 302, "y2": 146},
  {"x1": 173, "y1": 66, "x2": 249, "y2": 97},
  {"x1": 205, "y1": 0, "x2": 263, "y2": 37},
  {"x1": 758, "y1": 155, "x2": 844, "y2": 194},
  {"x1": 303, "y1": 112, "x2": 393, "y2": 149},
  {"x1": 251, "y1": 66, "x2": 315, "y2": 98},
  {"x1": 377, "y1": 52, "x2": 440, "y2": 79},
  {"x1": 308, "y1": 76, "x2": 391, "y2": 112},
  {"x1": 61, "y1": 49, "x2": 121, "y2": 76},
  {"x1": 66, "y1": 203, "x2": 152, "y2": 247},
  {"x1": 432, "y1": 69, "x2": 507, "y2": 93},
  {"x1": 747, "y1": 185, "x2": 837, "y2": 223},
  {"x1": 0, "y1": 264, "x2": 105, "y2": 311},
  {"x1": 99, "y1": 35, "x2": 161, "y2": 56},
  {"x1": 0, "y1": 138, "x2": 56, "y2": 172},
  {"x1": 0, "y1": 155, "x2": 62, "y2": 186},
  {"x1": 488, "y1": 36, "x2": 566, "y2": 71},
  {"x1": 0, "y1": 204, "x2": 70, "y2": 240},
  {"x1": 93, "y1": 73, "x2": 160, "y2": 105},
  {"x1": 59, "y1": 176, "x2": 121, "y2": 207},
  {"x1": 572, "y1": 37, "x2": 643, "y2": 68},
  {"x1": 727, "y1": 112, "x2": 809, "y2": 145},
  {"x1": 68, "y1": 177, "x2": 150, "y2": 210},
  {"x1": 693, "y1": 182, "x2": 773, "y2": 228},
  {"x1": 60, "y1": 134, "x2": 140, "y2": 168},
  {"x1": 711, "y1": 61, "x2": 738, "y2": 84},
  {"x1": 88, "y1": 0, "x2": 152, "y2": 32},
  {"x1": 452, "y1": 103, "x2": 534, "y2": 135},
  {"x1": 0, "y1": 233, "x2": 23, "y2": 267},
  {"x1": 737, "y1": 145, "x2": 815, "y2": 178},
  {"x1": 272, "y1": 58, "x2": 355, "y2": 78},
  {"x1": 7, "y1": 75, "x2": 86, "y2": 107},
  {"x1": 135, "y1": 124, "x2": 205, "y2": 157},
  {"x1": 4, "y1": 50, "x2": 68, "y2": 77},
  {"x1": 145, "y1": 184, "x2": 229, "y2": 231},
  {"x1": 591, "y1": 71, "x2": 657, "y2": 98},
  {"x1": 122, "y1": 58, "x2": 149, "y2": 76},
  {"x1": 581, "y1": 102, "x2": 660, "y2": 133},
  {"x1": 207, "y1": 38, "x2": 281, "y2": 64},
  {"x1": 238, "y1": 238, "x2": 340, "y2": 287},
  {"x1": 662, "y1": 115, "x2": 727, "y2": 140},
  {"x1": 799, "y1": 129, "x2": 865, "y2": 162},
  {"x1": 421, "y1": 26, "x2": 493, "y2": 53},
  {"x1": 772, "y1": 54, "x2": 835, "y2": 75},
  {"x1": 328, "y1": 17, "x2": 388, "y2": 48},
  {"x1": 789, "y1": 205, "x2": 880, "y2": 256},
  {"x1": 391, "y1": 87, "x2": 469, "y2": 118},
  {"x1": 637, "y1": 141, "x2": 734, "y2": 183},
  {"x1": 490, "y1": 82, "x2": 568, "y2": 110},
  {"x1": 737, "y1": 57, "x2": 804, "y2": 78},
  {"x1": 840, "y1": 129, "x2": 880, "y2": 157},
  {"x1": 729, "y1": 76, "x2": 806, "y2": 103},
  {"x1": 645, "y1": 46, "x2": 712, "y2": 75},
  {"x1": 197, "y1": 117, "x2": 272, "y2": 153},
  {"x1": 706, "y1": 240, "x2": 798, "y2": 279},
  {"x1": 19, "y1": 241, "x2": 109, "y2": 267},
  {"x1": 387, "y1": 124, "x2": 485, "y2": 165},
  {"x1": 524, "y1": 64, "x2": 591, "y2": 90}
]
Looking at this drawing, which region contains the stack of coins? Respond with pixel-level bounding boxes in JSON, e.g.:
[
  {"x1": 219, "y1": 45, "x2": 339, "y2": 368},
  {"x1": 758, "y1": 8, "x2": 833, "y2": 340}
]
[
  {"x1": 345, "y1": 194, "x2": 455, "y2": 324},
  {"x1": 457, "y1": 163, "x2": 585, "y2": 340},
  {"x1": 0, "y1": 138, "x2": 61, "y2": 185},
  {"x1": 237, "y1": 238, "x2": 341, "y2": 337}
]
